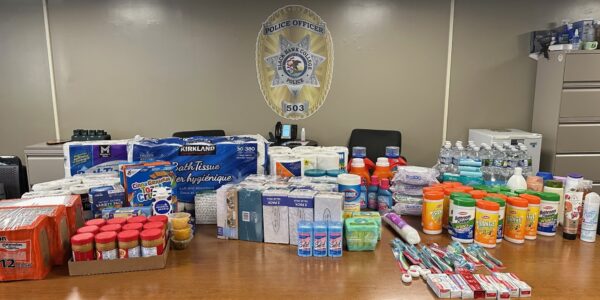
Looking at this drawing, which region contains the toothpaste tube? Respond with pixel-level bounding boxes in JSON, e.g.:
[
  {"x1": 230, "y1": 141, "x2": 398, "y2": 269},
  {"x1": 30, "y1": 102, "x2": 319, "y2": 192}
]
[
  {"x1": 449, "y1": 274, "x2": 474, "y2": 299},
  {"x1": 472, "y1": 274, "x2": 498, "y2": 299}
]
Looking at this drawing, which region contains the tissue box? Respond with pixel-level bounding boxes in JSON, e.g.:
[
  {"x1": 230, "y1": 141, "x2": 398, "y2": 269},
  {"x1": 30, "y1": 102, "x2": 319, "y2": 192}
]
[
  {"x1": 238, "y1": 186, "x2": 265, "y2": 242},
  {"x1": 262, "y1": 189, "x2": 290, "y2": 244},
  {"x1": 314, "y1": 192, "x2": 343, "y2": 222},
  {"x1": 89, "y1": 185, "x2": 125, "y2": 219},
  {"x1": 344, "y1": 217, "x2": 378, "y2": 251},
  {"x1": 195, "y1": 191, "x2": 217, "y2": 224},
  {"x1": 288, "y1": 189, "x2": 317, "y2": 245},
  {"x1": 216, "y1": 185, "x2": 239, "y2": 239}
]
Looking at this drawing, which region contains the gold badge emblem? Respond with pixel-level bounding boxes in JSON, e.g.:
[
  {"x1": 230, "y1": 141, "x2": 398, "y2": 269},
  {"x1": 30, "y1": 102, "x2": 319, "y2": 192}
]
[{"x1": 256, "y1": 5, "x2": 334, "y2": 119}]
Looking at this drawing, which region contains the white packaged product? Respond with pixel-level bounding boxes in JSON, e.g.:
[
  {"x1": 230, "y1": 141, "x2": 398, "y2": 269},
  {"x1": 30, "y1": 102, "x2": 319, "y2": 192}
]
[
  {"x1": 288, "y1": 189, "x2": 316, "y2": 245},
  {"x1": 314, "y1": 192, "x2": 343, "y2": 222},
  {"x1": 390, "y1": 183, "x2": 426, "y2": 197},
  {"x1": 392, "y1": 166, "x2": 439, "y2": 186},
  {"x1": 195, "y1": 191, "x2": 217, "y2": 224},
  {"x1": 64, "y1": 139, "x2": 131, "y2": 176},
  {"x1": 262, "y1": 189, "x2": 290, "y2": 244},
  {"x1": 392, "y1": 194, "x2": 423, "y2": 216}
]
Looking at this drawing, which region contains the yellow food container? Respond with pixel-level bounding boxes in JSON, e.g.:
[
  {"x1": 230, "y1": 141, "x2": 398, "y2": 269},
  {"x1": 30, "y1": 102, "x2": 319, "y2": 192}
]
[
  {"x1": 172, "y1": 225, "x2": 192, "y2": 241},
  {"x1": 169, "y1": 212, "x2": 191, "y2": 230}
]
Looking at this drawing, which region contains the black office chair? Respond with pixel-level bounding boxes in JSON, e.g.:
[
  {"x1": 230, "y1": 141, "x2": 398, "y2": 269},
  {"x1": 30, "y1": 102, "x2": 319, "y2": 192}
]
[
  {"x1": 172, "y1": 130, "x2": 226, "y2": 138},
  {"x1": 348, "y1": 129, "x2": 403, "y2": 163}
]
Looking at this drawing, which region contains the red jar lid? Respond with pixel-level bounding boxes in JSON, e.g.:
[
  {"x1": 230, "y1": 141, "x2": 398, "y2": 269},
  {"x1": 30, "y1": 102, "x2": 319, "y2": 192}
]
[
  {"x1": 148, "y1": 215, "x2": 168, "y2": 225},
  {"x1": 122, "y1": 223, "x2": 143, "y2": 231},
  {"x1": 127, "y1": 216, "x2": 148, "y2": 224},
  {"x1": 143, "y1": 222, "x2": 164, "y2": 231},
  {"x1": 100, "y1": 224, "x2": 122, "y2": 232},
  {"x1": 118, "y1": 230, "x2": 140, "y2": 243},
  {"x1": 106, "y1": 217, "x2": 127, "y2": 226},
  {"x1": 140, "y1": 229, "x2": 162, "y2": 241},
  {"x1": 77, "y1": 225, "x2": 100, "y2": 235},
  {"x1": 71, "y1": 233, "x2": 94, "y2": 245},
  {"x1": 85, "y1": 218, "x2": 106, "y2": 227},
  {"x1": 95, "y1": 231, "x2": 117, "y2": 243}
]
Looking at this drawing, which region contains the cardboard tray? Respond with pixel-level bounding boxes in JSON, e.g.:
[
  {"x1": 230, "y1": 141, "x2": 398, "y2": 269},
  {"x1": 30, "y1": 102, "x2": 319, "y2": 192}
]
[{"x1": 68, "y1": 240, "x2": 170, "y2": 276}]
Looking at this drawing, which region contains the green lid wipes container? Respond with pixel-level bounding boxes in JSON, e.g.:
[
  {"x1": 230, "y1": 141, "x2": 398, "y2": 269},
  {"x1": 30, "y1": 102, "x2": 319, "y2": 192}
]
[
  {"x1": 536, "y1": 192, "x2": 560, "y2": 236},
  {"x1": 344, "y1": 218, "x2": 378, "y2": 251},
  {"x1": 449, "y1": 197, "x2": 476, "y2": 243},
  {"x1": 484, "y1": 197, "x2": 506, "y2": 243}
]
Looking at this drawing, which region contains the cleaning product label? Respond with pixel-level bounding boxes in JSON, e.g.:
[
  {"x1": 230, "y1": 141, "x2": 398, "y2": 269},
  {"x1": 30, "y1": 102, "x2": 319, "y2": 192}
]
[
  {"x1": 338, "y1": 183, "x2": 361, "y2": 215},
  {"x1": 505, "y1": 206, "x2": 527, "y2": 242},
  {"x1": 451, "y1": 207, "x2": 475, "y2": 241},
  {"x1": 297, "y1": 232, "x2": 312, "y2": 256},
  {"x1": 537, "y1": 201, "x2": 558, "y2": 234},
  {"x1": 525, "y1": 205, "x2": 540, "y2": 238},
  {"x1": 130, "y1": 136, "x2": 266, "y2": 203},
  {"x1": 475, "y1": 210, "x2": 498, "y2": 247},
  {"x1": 422, "y1": 199, "x2": 443, "y2": 233},
  {"x1": 497, "y1": 206, "x2": 505, "y2": 240}
]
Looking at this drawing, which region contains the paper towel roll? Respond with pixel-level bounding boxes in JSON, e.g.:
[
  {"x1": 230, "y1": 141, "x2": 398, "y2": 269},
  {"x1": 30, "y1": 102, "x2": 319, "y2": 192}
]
[
  {"x1": 292, "y1": 146, "x2": 320, "y2": 154},
  {"x1": 323, "y1": 146, "x2": 348, "y2": 170},
  {"x1": 274, "y1": 157, "x2": 303, "y2": 177},
  {"x1": 270, "y1": 154, "x2": 296, "y2": 175},
  {"x1": 298, "y1": 153, "x2": 318, "y2": 174},
  {"x1": 317, "y1": 152, "x2": 340, "y2": 171}
]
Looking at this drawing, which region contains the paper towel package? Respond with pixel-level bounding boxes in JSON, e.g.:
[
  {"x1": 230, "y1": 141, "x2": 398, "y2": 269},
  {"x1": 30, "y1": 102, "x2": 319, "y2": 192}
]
[
  {"x1": 64, "y1": 140, "x2": 130, "y2": 176},
  {"x1": 262, "y1": 189, "x2": 290, "y2": 244},
  {"x1": 314, "y1": 192, "x2": 344, "y2": 223},
  {"x1": 288, "y1": 189, "x2": 317, "y2": 245},
  {"x1": 238, "y1": 186, "x2": 265, "y2": 242},
  {"x1": 128, "y1": 135, "x2": 267, "y2": 203},
  {"x1": 216, "y1": 184, "x2": 238, "y2": 239}
]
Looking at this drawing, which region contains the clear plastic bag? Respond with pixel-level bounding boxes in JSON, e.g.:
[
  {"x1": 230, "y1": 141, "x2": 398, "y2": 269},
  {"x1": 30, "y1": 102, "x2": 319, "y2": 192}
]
[
  {"x1": 392, "y1": 193, "x2": 422, "y2": 216},
  {"x1": 392, "y1": 166, "x2": 439, "y2": 186}
]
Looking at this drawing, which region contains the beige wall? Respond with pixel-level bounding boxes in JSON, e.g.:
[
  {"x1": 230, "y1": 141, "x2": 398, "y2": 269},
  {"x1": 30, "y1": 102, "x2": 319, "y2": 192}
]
[
  {"x1": 447, "y1": 0, "x2": 600, "y2": 142},
  {"x1": 0, "y1": 0, "x2": 55, "y2": 160},
  {"x1": 2, "y1": 0, "x2": 600, "y2": 166}
]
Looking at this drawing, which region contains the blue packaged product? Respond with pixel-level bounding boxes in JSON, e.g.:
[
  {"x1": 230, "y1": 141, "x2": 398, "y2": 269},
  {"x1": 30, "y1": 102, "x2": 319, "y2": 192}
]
[
  {"x1": 64, "y1": 140, "x2": 129, "y2": 176},
  {"x1": 313, "y1": 221, "x2": 328, "y2": 257},
  {"x1": 129, "y1": 135, "x2": 267, "y2": 203},
  {"x1": 121, "y1": 163, "x2": 177, "y2": 211},
  {"x1": 89, "y1": 185, "x2": 125, "y2": 219},
  {"x1": 101, "y1": 206, "x2": 152, "y2": 219},
  {"x1": 297, "y1": 220, "x2": 313, "y2": 257},
  {"x1": 238, "y1": 186, "x2": 265, "y2": 242},
  {"x1": 327, "y1": 221, "x2": 343, "y2": 257}
]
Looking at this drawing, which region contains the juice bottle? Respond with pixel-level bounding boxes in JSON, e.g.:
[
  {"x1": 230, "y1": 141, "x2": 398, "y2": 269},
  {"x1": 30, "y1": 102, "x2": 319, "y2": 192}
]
[{"x1": 373, "y1": 157, "x2": 393, "y2": 180}]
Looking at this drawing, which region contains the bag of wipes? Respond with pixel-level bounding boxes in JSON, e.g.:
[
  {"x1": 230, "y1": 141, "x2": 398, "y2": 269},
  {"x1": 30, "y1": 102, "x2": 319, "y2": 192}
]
[{"x1": 128, "y1": 135, "x2": 267, "y2": 203}]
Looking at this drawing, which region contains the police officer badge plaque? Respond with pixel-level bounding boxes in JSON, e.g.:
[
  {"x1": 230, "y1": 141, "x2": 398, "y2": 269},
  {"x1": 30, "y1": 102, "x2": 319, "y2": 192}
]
[{"x1": 256, "y1": 5, "x2": 334, "y2": 120}]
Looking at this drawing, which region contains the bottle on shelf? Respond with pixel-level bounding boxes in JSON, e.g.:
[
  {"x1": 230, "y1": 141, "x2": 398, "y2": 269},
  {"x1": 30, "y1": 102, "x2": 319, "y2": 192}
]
[{"x1": 349, "y1": 158, "x2": 370, "y2": 210}]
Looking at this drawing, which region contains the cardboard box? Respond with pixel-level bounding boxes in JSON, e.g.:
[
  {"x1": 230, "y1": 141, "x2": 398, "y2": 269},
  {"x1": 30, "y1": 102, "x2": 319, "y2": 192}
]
[
  {"x1": 89, "y1": 185, "x2": 125, "y2": 219},
  {"x1": 0, "y1": 195, "x2": 84, "y2": 235},
  {"x1": 472, "y1": 274, "x2": 498, "y2": 299},
  {"x1": 288, "y1": 189, "x2": 316, "y2": 245},
  {"x1": 217, "y1": 184, "x2": 236, "y2": 239},
  {"x1": 238, "y1": 186, "x2": 265, "y2": 242},
  {"x1": 490, "y1": 274, "x2": 518, "y2": 298},
  {"x1": 0, "y1": 212, "x2": 52, "y2": 281},
  {"x1": 314, "y1": 192, "x2": 343, "y2": 222},
  {"x1": 459, "y1": 272, "x2": 486, "y2": 299},
  {"x1": 502, "y1": 273, "x2": 532, "y2": 298},
  {"x1": 449, "y1": 274, "x2": 474, "y2": 299},
  {"x1": 68, "y1": 240, "x2": 170, "y2": 276},
  {"x1": 426, "y1": 274, "x2": 452, "y2": 298},
  {"x1": 262, "y1": 189, "x2": 290, "y2": 244}
]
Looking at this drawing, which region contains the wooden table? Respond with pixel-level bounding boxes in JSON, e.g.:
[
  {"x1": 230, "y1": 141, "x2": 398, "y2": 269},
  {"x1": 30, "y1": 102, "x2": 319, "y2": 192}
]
[{"x1": 3, "y1": 216, "x2": 600, "y2": 299}]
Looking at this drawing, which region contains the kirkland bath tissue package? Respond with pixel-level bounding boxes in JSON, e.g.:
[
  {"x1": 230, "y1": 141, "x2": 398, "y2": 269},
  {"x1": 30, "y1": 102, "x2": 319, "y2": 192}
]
[
  {"x1": 64, "y1": 140, "x2": 131, "y2": 176},
  {"x1": 129, "y1": 135, "x2": 267, "y2": 203}
]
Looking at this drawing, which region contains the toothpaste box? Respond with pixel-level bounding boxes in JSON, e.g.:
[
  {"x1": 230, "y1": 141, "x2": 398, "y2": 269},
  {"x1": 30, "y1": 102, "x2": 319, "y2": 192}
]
[
  {"x1": 121, "y1": 162, "x2": 177, "y2": 210},
  {"x1": 427, "y1": 273, "x2": 461, "y2": 298},
  {"x1": 458, "y1": 272, "x2": 486, "y2": 299},
  {"x1": 314, "y1": 192, "x2": 343, "y2": 223},
  {"x1": 238, "y1": 186, "x2": 265, "y2": 242},
  {"x1": 262, "y1": 189, "x2": 290, "y2": 244},
  {"x1": 89, "y1": 184, "x2": 125, "y2": 219},
  {"x1": 489, "y1": 274, "x2": 518, "y2": 298},
  {"x1": 498, "y1": 273, "x2": 532, "y2": 298},
  {"x1": 473, "y1": 274, "x2": 498, "y2": 299},
  {"x1": 288, "y1": 189, "x2": 317, "y2": 245},
  {"x1": 129, "y1": 135, "x2": 268, "y2": 203},
  {"x1": 449, "y1": 274, "x2": 474, "y2": 299},
  {"x1": 485, "y1": 275, "x2": 510, "y2": 299}
]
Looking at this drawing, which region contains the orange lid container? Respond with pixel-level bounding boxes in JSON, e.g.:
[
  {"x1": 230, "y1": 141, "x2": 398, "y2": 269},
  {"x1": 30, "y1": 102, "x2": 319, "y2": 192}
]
[
  {"x1": 469, "y1": 190, "x2": 487, "y2": 199},
  {"x1": 424, "y1": 191, "x2": 445, "y2": 201},
  {"x1": 487, "y1": 193, "x2": 508, "y2": 201},
  {"x1": 520, "y1": 194, "x2": 541, "y2": 205},
  {"x1": 476, "y1": 200, "x2": 500, "y2": 211},
  {"x1": 507, "y1": 197, "x2": 529, "y2": 208}
]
